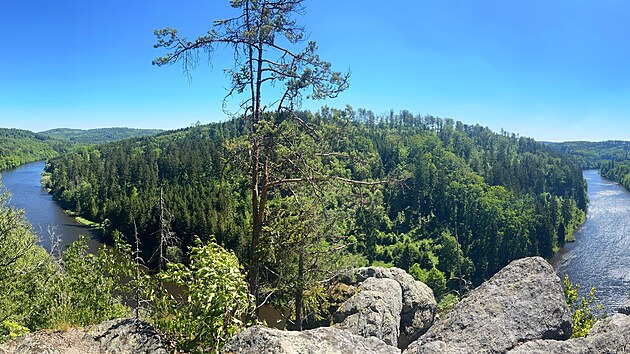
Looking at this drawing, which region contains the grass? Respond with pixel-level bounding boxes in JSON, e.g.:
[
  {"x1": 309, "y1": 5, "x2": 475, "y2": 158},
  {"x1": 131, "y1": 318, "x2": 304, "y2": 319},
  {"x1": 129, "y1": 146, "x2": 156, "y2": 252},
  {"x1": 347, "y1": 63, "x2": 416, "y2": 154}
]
[{"x1": 74, "y1": 216, "x2": 101, "y2": 229}]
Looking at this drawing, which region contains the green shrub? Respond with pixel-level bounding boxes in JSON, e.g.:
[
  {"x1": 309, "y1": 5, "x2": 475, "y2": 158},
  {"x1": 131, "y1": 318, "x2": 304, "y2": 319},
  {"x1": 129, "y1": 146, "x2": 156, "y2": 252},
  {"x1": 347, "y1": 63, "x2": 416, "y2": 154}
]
[
  {"x1": 150, "y1": 240, "x2": 255, "y2": 353},
  {"x1": 0, "y1": 320, "x2": 30, "y2": 341},
  {"x1": 562, "y1": 275, "x2": 602, "y2": 338}
]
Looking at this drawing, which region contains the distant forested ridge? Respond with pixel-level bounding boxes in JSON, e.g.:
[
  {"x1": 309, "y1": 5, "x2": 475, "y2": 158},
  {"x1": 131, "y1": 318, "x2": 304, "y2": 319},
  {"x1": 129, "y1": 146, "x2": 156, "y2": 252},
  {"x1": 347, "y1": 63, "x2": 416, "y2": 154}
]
[
  {"x1": 46, "y1": 108, "x2": 587, "y2": 295},
  {"x1": 546, "y1": 140, "x2": 630, "y2": 169},
  {"x1": 547, "y1": 140, "x2": 630, "y2": 191},
  {"x1": 0, "y1": 128, "x2": 71, "y2": 171},
  {"x1": 600, "y1": 160, "x2": 630, "y2": 191},
  {"x1": 40, "y1": 127, "x2": 164, "y2": 144}
]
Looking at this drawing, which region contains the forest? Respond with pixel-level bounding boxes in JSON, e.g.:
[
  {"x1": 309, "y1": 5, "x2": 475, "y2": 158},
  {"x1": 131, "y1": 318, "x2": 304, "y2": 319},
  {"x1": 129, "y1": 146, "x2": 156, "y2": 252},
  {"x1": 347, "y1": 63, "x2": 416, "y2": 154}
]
[
  {"x1": 45, "y1": 108, "x2": 588, "y2": 314},
  {"x1": 40, "y1": 127, "x2": 164, "y2": 144},
  {"x1": 548, "y1": 140, "x2": 630, "y2": 189},
  {"x1": 547, "y1": 140, "x2": 630, "y2": 169},
  {"x1": 600, "y1": 160, "x2": 630, "y2": 190},
  {"x1": 0, "y1": 127, "x2": 165, "y2": 171},
  {"x1": 0, "y1": 128, "x2": 71, "y2": 171}
]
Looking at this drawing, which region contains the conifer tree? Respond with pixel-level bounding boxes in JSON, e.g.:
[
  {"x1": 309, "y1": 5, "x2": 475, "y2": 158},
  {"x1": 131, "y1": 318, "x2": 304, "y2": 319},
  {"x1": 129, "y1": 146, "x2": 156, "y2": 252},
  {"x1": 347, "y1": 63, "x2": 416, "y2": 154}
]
[{"x1": 153, "y1": 0, "x2": 350, "y2": 302}]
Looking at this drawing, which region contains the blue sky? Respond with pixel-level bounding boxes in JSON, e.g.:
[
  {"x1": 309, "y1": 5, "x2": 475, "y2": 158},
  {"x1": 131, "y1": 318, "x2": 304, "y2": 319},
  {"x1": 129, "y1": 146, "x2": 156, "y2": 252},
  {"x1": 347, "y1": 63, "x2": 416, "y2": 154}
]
[{"x1": 1, "y1": 1, "x2": 629, "y2": 141}]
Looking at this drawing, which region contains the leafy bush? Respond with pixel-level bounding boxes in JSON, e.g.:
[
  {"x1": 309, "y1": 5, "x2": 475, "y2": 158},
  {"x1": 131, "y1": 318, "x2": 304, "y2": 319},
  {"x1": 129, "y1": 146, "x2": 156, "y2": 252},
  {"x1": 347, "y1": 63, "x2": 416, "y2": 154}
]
[
  {"x1": 0, "y1": 320, "x2": 30, "y2": 341},
  {"x1": 0, "y1": 185, "x2": 133, "y2": 340},
  {"x1": 150, "y1": 240, "x2": 255, "y2": 353},
  {"x1": 562, "y1": 275, "x2": 602, "y2": 337}
]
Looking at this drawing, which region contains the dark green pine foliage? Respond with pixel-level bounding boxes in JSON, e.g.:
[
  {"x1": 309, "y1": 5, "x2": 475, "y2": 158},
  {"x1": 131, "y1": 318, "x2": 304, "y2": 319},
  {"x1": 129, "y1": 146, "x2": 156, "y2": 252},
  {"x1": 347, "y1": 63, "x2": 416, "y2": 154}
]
[{"x1": 46, "y1": 108, "x2": 587, "y2": 290}]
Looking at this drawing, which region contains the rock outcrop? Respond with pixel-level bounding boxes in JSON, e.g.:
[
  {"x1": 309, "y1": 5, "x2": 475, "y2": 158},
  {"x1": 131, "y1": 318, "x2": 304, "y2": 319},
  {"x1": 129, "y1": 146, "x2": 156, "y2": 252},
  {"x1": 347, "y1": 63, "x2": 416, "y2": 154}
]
[
  {"x1": 619, "y1": 299, "x2": 630, "y2": 315},
  {"x1": 404, "y1": 257, "x2": 572, "y2": 354},
  {"x1": 87, "y1": 318, "x2": 168, "y2": 354},
  {"x1": 508, "y1": 313, "x2": 630, "y2": 353},
  {"x1": 224, "y1": 257, "x2": 630, "y2": 354},
  {"x1": 341, "y1": 266, "x2": 437, "y2": 348},
  {"x1": 333, "y1": 277, "x2": 403, "y2": 346},
  {"x1": 0, "y1": 318, "x2": 168, "y2": 354},
  {"x1": 221, "y1": 326, "x2": 400, "y2": 354}
]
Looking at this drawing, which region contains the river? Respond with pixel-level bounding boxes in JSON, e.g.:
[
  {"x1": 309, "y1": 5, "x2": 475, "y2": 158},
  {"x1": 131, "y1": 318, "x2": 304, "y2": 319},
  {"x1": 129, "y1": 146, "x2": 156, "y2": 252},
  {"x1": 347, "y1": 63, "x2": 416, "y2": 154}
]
[
  {"x1": 552, "y1": 169, "x2": 630, "y2": 314},
  {"x1": 0, "y1": 161, "x2": 101, "y2": 253}
]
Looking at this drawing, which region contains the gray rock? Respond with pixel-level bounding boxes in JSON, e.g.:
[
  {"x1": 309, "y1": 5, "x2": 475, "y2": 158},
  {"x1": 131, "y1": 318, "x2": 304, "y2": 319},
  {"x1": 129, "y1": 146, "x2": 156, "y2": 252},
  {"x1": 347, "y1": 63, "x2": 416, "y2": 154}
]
[
  {"x1": 221, "y1": 326, "x2": 400, "y2": 354},
  {"x1": 619, "y1": 299, "x2": 630, "y2": 315},
  {"x1": 0, "y1": 318, "x2": 168, "y2": 354},
  {"x1": 586, "y1": 314, "x2": 630, "y2": 353},
  {"x1": 333, "y1": 277, "x2": 403, "y2": 346},
  {"x1": 1, "y1": 328, "x2": 97, "y2": 354},
  {"x1": 508, "y1": 314, "x2": 630, "y2": 354},
  {"x1": 404, "y1": 257, "x2": 572, "y2": 354},
  {"x1": 345, "y1": 266, "x2": 437, "y2": 348},
  {"x1": 86, "y1": 318, "x2": 168, "y2": 354},
  {"x1": 506, "y1": 338, "x2": 591, "y2": 354}
]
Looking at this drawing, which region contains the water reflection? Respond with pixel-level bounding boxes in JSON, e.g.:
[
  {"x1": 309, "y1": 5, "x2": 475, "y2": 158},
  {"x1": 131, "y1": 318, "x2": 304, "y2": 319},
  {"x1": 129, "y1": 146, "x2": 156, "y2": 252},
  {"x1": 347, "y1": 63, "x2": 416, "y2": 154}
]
[{"x1": 552, "y1": 170, "x2": 630, "y2": 314}]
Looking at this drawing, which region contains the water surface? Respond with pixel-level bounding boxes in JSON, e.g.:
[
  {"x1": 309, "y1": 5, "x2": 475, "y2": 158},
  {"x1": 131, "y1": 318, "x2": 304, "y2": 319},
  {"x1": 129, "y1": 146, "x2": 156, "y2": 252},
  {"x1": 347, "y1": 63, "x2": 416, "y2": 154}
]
[
  {"x1": 0, "y1": 161, "x2": 101, "y2": 253},
  {"x1": 552, "y1": 169, "x2": 630, "y2": 314}
]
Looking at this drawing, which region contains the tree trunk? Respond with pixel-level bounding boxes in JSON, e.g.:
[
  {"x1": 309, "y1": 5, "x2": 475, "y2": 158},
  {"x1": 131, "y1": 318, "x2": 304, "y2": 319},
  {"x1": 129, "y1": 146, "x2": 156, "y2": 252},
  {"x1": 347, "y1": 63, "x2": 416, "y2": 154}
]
[
  {"x1": 249, "y1": 139, "x2": 261, "y2": 304},
  {"x1": 295, "y1": 248, "x2": 304, "y2": 330}
]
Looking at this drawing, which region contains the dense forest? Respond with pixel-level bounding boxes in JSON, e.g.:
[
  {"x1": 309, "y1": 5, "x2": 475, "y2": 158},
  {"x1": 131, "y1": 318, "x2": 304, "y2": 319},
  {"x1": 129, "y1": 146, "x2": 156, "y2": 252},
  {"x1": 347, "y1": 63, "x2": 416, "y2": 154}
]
[
  {"x1": 0, "y1": 128, "x2": 71, "y2": 171},
  {"x1": 547, "y1": 140, "x2": 630, "y2": 190},
  {"x1": 547, "y1": 140, "x2": 630, "y2": 168},
  {"x1": 40, "y1": 127, "x2": 164, "y2": 144},
  {"x1": 600, "y1": 160, "x2": 630, "y2": 190},
  {"x1": 46, "y1": 108, "x2": 588, "y2": 311},
  {"x1": 0, "y1": 127, "x2": 166, "y2": 172}
]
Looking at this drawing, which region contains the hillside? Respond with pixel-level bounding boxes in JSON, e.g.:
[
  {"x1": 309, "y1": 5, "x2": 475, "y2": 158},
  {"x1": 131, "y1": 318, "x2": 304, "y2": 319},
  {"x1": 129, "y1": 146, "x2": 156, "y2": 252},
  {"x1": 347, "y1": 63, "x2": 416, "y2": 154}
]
[
  {"x1": 45, "y1": 108, "x2": 587, "y2": 309},
  {"x1": 546, "y1": 140, "x2": 630, "y2": 191},
  {"x1": 40, "y1": 127, "x2": 164, "y2": 144},
  {"x1": 0, "y1": 128, "x2": 71, "y2": 171},
  {"x1": 546, "y1": 140, "x2": 630, "y2": 168}
]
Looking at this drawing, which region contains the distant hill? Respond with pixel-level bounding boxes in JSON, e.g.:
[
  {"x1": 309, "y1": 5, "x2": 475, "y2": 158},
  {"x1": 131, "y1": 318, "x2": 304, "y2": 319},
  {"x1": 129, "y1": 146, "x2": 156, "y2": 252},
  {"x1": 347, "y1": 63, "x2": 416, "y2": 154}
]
[
  {"x1": 546, "y1": 140, "x2": 630, "y2": 168},
  {"x1": 0, "y1": 128, "x2": 71, "y2": 171},
  {"x1": 40, "y1": 127, "x2": 164, "y2": 144}
]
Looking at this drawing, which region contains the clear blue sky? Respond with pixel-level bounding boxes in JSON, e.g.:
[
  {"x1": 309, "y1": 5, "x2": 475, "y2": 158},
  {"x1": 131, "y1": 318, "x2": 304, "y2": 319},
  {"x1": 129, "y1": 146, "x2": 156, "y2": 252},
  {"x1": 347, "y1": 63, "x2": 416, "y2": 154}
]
[{"x1": 1, "y1": 0, "x2": 629, "y2": 142}]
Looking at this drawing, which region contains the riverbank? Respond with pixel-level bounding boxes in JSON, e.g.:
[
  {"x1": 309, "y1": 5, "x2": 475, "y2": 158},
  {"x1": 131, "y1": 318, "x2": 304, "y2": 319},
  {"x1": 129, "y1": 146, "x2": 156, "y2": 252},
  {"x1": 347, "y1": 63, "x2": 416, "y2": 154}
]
[{"x1": 61, "y1": 209, "x2": 102, "y2": 230}]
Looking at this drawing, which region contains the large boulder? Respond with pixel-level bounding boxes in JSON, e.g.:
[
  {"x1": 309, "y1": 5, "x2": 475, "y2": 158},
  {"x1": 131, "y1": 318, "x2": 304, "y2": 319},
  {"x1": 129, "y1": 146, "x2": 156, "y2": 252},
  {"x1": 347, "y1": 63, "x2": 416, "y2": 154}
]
[
  {"x1": 221, "y1": 326, "x2": 400, "y2": 354},
  {"x1": 333, "y1": 277, "x2": 403, "y2": 346},
  {"x1": 342, "y1": 266, "x2": 437, "y2": 348},
  {"x1": 404, "y1": 257, "x2": 572, "y2": 354},
  {"x1": 508, "y1": 313, "x2": 630, "y2": 353},
  {"x1": 0, "y1": 318, "x2": 168, "y2": 354}
]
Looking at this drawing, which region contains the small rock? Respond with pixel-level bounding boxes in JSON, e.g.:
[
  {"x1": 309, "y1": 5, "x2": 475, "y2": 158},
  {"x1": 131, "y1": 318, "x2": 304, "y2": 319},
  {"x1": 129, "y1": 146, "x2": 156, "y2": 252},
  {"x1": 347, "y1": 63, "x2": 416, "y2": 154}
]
[
  {"x1": 618, "y1": 299, "x2": 630, "y2": 315},
  {"x1": 507, "y1": 338, "x2": 591, "y2": 354},
  {"x1": 86, "y1": 318, "x2": 168, "y2": 354},
  {"x1": 404, "y1": 257, "x2": 572, "y2": 354},
  {"x1": 333, "y1": 277, "x2": 403, "y2": 346},
  {"x1": 0, "y1": 318, "x2": 168, "y2": 354},
  {"x1": 1, "y1": 328, "x2": 98, "y2": 354},
  {"x1": 221, "y1": 326, "x2": 400, "y2": 354},
  {"x1": 508, "y1": 314, "x2": 630, "y2": 354}
]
